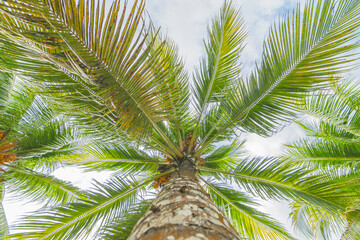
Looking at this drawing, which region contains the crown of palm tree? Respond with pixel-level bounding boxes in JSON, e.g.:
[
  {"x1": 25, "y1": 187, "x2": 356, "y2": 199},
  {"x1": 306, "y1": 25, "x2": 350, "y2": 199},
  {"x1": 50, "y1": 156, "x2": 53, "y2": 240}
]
[{"x1": 0, "y1": 0, "x2": 359, "y2": 239}]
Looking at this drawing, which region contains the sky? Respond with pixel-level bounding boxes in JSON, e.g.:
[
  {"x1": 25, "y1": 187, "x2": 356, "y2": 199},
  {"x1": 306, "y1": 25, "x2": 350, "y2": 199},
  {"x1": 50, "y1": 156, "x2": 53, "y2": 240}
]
[{"x1": 3, "y1": 0, "x2": 316, "y2": 238}]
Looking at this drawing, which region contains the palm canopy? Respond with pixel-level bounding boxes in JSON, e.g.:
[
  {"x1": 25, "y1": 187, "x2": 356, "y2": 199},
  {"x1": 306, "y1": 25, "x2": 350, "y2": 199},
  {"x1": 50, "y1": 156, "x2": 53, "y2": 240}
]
[
  {"x1": 285, "y1": 79, "x2": 360, "y2": 239},
  {"x1": 0, "y1": 0, "x2": 359, "y2": 239},
  {"x1": 0, "y1": 72, "x2": 94, "y2": 238}
]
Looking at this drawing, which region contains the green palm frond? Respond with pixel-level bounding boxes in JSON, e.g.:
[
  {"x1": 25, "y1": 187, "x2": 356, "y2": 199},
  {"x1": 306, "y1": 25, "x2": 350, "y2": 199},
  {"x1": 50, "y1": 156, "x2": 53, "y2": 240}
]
[
  {"x1": 333, "y1": 78, "x2": 360, "y2": 114},
  {"x1": 15, "y1": 119, "x2": 84, "y2": 159},
  {"x1": 300, "y1": 91, "x2": 360, "y2": 139},
  {"x1": 0, "y1": 76, "x2": 54, "y2": 132},
  {"x1": 290, "y1": 201, "x2": 346, "y2": 239},
  {"x1": 297, "y1": 121, "x2": 360, "y2": 145},
  {"x1": 197, "y1": 0, "x2": 360, "y2": 154},
  {"x1": 4, "y1": 166, "x2": 88, "y2": 205},
  {"x1": 9, "y1": 170, "x2": 173, "y2": 240},
  {"x1": 201, "y1": 177, "x2": 294, "y2": 240},
  {"x1": 145, "y1": 30, "x2": 193, "y2": 153},
  {"x1": 0, "y1": 78, "x2": 38, "y2": 130},
  {"x1": 9, "y1": 177, "x2": 140, "y2": 240},
  {"x1": 288, "y1": 80, "x2": 360, "y2": 168},
  {"x1": 200, "y1": 139, "x2": 244, "y2": 174},
  {"x1": 0, "y1": 182, "x2": 8, "y2": 239},
  {"x1": 341, "y1": 201, "x2": 360, "y2": 240},
  {"x1": 193, "y1": 0, "x2": 246, "y2": 110},
  {"x1": 81, "y1": 141, "x2": 162, "y2": 175},
  {"x1": 196, "y1": 106, "x2": 236, "y2": 147},
  {"x1": 0, "y1": 203, "x2": 7, "y2": 239},
  {"x1": 97, "y1": 201, "x2": 150, "y2": 240},
  {"x1": 0, "y1": 75, "x2": 85, "y2": 164},
  {"x1": 2, "y1": 117, "x2": 87, "y2": 172},
  {"x1": 286, "y1": 139, "x2": 360, "y2": 168},
  {"x1": 199, "y1": 157, "x2": 359, "y2": 212},
  {"x1": 0, "y1": 72, "x2": 16, "y2": 118},
  {"x1": 341, "y1": 221, "x2": 360, "y2": 240},
  {"x1": 0, "y1": 0, "x2": 184, "y2": 154},
  {"x1": 190, "y1": 0, "x2": 246, "y2": 147},
  {"x1": 147, "y1": 121, "x2": 186, "y2": 157},
  {"x1": 146, "y1": 29, "x2": 191, "y2": 127},
  {"x1": 15, "y1": 153, "x2": 88, "y2": 175}
]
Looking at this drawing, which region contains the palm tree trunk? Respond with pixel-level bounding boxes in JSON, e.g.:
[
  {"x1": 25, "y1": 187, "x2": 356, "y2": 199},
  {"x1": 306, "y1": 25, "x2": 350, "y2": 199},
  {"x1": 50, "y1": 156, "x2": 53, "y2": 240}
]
[{"x1": 128, "y1": 159, "x2": 241, "y2": 240}]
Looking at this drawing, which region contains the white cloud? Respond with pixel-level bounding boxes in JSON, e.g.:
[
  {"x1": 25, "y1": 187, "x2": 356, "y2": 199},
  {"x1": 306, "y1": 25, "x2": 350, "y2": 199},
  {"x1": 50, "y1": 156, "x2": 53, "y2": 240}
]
[
  {"x1": 52, "y1": 167, "x2": 113, "y2": 189},
  {"x1": 253, "y1": 0, "x2": 286, "y2": 15},
  {"x1": 245, "y1": 123, "x2": 305, "y2": 157},
  {"x1": 147, "y1": 0, "x2": 224, "y2": 70}
]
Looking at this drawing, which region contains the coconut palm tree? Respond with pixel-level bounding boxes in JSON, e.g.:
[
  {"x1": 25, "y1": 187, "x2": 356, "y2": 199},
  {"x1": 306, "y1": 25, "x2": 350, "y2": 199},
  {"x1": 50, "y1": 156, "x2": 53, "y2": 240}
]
[
  {"x1": 0, "y1": 72, "x2": 91, "y2": 238},
  {"x1": 0, "y1": 0, "x2": 360, "y2": 239},
  {"x1": 285, "y1": 79, "x2": 360, "y2": 239}
]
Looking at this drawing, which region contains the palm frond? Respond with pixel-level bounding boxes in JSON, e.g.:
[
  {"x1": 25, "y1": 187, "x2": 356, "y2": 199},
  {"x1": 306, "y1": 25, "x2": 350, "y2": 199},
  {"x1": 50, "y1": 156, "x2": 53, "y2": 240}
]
[
  {"x1": 297, "y1": 121, "x2": 360, "y2": 145},
  {"x1": 201, "y1": 177, "x2": 294, "y2": 240},
  {"x1": 81, "y1": 141, "x2": 162, "y2": 175},
  {"x1": 0, "y1": 75, "x2": 55, "y2": 132},
  {"x1": 191, "y1": 0, "x2": 246, "y2": 146},
  {"x1": 0, "y1": 75, "x2": 85, "y2": 163},
  {"x1": 196, "y1": 106, "x2": 236, "y2": 148},
  {"x1": 97, "y1": 200, "x2": 150, "y2": 240},
  {"x1": 0, "y1": 0, "x2": 184, "y2": 154},
  {"x1": 290, "y1": 201, "x2": 346, "y2": 239},
  {"x1": 199, "y1": 157, "x2": 359, "y2": 212},
  {"x1": 0, "y1": 72, "x2": 16, "y2": 119},
  {"x1": 200, "y1": 139, "x2": 244, "y2": 174},
  {"x1": 340, "y1": 202, "x2": 360, "y2": 240},
  {"x1": 0, "y1": 77, "x2": 38, "y2": 130},
  {"x1": 15, "y1": 119, "x2": 84, "y2": 159},
  {"x1": 197, "y1": 0, "x2": 360, "y2": 154},
  {"x1": 0, "y1": 182, "x2": 8, "y2": 239},
  {"x1": 146, "y1": 29, "x2": 191, "y2": 128},
  {"x1": 15, "y1": 153, "x2": 88, "y2": 174},
  {"x1": 9, "y1": 170, "x2": 173, "y2": 240},
  {"x1": 4, "y1": 166, "x2": 88, "y2": 204},
  {"x1": 286, "y1": 139, "x2": 360, "y2": 168},
  {"x1": 288, "y1": 79, "x2": 360, "y2": 168},
  {"x1": 333, "y1": 78, "x2": 360, "y2": 114},
  {"x1": 300, "y1": 91, "x2": 360, "y2": 139}
]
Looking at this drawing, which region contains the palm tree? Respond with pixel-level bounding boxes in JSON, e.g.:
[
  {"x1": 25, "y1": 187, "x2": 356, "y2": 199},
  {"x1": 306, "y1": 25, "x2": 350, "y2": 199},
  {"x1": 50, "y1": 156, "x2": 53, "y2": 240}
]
[
  {"x1": 0, "y1": 72, "x2": 91, "y2": 238},
  {"x1": 286, "y1": 79, "x2": 360, "y2": 239},
  {"x1": 0, "y1": 0, "x2": 359, "y2": 239}
]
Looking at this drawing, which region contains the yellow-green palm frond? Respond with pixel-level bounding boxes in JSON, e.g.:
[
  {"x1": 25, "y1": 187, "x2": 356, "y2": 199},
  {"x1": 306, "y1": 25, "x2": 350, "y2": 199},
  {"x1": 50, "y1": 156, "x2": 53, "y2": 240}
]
[
  {"x1": 202, "y1": 177, "x2": 295, "y2": 240},
  {"x1": 190, "y1": 0, "x2": 246, "y2": 148},
  {"x1": 4, "y1": 166, "x2": 89, "y2": 205},
  {"x1": 8, "y1": 171, "x2": 173, "y2": 240},
  {"x1": 81, "y1": 140, "x2": 162, "y2": 175},
  {"x1": 0, "y1": 0, "x2": 185, "y2": 149},
  {"x1": 197, "y1": 0, "x2": 360, "y2": 155},
  {"x1": 290, "y1": 201, "x2": 346, "y2": 239},
  {"x1": 287, "y1": 79, "x2": 360, "y2": 168},
  {"x1": 200, "y1": 157, "x2": 359, "y2": 213},
  {"x1": 0, "y1": 182, "x2": 7, "y2": 239}
]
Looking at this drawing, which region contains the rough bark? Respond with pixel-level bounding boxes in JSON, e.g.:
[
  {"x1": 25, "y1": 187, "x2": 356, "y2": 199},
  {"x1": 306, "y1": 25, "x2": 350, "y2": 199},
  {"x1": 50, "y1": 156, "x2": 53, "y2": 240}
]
[{"x1": 128, "y1": 159, "x2": 242, "y2": 240}]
